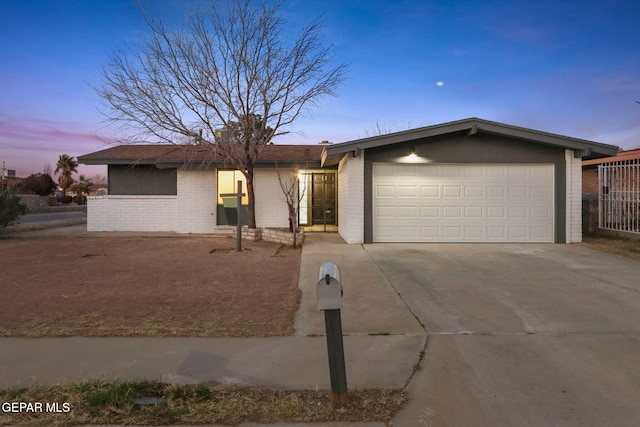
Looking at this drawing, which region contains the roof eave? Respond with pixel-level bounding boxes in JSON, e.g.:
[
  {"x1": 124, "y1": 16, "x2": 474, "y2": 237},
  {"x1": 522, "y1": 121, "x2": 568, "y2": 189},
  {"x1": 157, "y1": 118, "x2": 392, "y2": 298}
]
[
  {"x1": 322, "y1": 118, "x2": 620, "y2": 161},
  {"x1": 77, "y1": 157, "x2": 160, "y2": 166},
  {"x1": 78, "y1": 157, "x2": 323, "y2": 169}
]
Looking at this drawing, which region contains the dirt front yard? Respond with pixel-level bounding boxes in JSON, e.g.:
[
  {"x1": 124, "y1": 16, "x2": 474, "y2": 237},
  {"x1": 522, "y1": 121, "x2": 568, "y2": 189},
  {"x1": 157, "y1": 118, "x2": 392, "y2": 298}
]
[
  {"x1": 0, "y1": 232, "x2": 301, "y2": 337},
  {"x1": 581, "y1": 234, "x2": 640, "y2": 261}
]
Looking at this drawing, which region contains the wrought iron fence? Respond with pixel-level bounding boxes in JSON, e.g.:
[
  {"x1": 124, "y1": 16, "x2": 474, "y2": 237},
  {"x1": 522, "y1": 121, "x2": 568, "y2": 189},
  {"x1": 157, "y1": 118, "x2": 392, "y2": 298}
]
[{"x1": 599, "y1": 159, "x2": 640, "y2": 234}]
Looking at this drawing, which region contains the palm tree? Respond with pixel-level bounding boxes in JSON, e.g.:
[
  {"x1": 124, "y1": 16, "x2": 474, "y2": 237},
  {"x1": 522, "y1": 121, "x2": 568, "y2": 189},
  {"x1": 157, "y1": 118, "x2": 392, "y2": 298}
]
[
  {"x1": 55, "y1": 154, "x2": 78, "y2": 197},
  {"x1": 71, "y1": 175, "x2": 94, "y2": 204}
]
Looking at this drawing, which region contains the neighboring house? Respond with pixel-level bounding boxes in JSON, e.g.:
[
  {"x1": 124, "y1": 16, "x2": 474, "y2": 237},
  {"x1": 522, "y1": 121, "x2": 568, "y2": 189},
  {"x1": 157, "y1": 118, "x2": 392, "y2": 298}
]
[
  {"x1": 582, "y1": 148, "x2": 640, "y2": 235},
  {"x1": 79, "y1": 118, "x2": 618, "y2": 244}
]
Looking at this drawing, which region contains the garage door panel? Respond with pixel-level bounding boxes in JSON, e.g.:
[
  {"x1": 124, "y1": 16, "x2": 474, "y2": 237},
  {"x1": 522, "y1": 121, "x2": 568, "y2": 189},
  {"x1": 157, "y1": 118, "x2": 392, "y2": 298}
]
[
  {"x1": 442, "y1": 206, "x2": 462, "y2": 218},
  {"x1": 397, "y1": 206, "x2": 418, "y2": 218},
  {"x1": 375, "y1": 226, "x2": 395, "y2": 238},
  {"x1": 375, "y1": 164, "x2": 397, "y2": 176},
  {"x1": 443, "y1": 227, "x2": 462, "y2": 238},
  {"x1": 487, "y1": 206, "x2": 506, "y2": 218},
  {"x1": 487, "y1": 227, "x2": 506, "y2": 238},
  {"x1": 487, "y1": 187, "x2": 506, "y2": 198},
  {"x1": 398, "y1": 185, "x2": 418, "y2": 197},
  {"x1": 443, "y1": 186, "x2": 462, "y2": 197},
  {"x1": 373, "y1": 163, "x2": 554, "y2": 242},
  {"x1": 507, "y1": 166, "x2": 528, "y2": 177},
  {"x1": 465, "y1": 206, "x2": 484, "y2": 218},
  {"x1": 531, "y1": 227, "x2": 552, "y2": 239},
  {"x1": 507, "y1": 206, "x2": 528, "y2": 218},
  {"x1": 464, "y1": 227, "x2": 484, "y2": 238},
  {"x1": 442, "y1": 166, "x2": 464, "y2": 177},
  {"x1": 486, "y1": 166, "x2": 506, "y2": 177},
  {"x1": 463, "y1": 166, "x2": 484, "y2": 178},
  {"x1": 420, "y1": 226, "x2": 439, "y2": 238},
  {"x1": 376, "y1": 185, "x2": 395, "y2": 198},
  {"x1": 421, "y1": 186, "x2": 439, "y2": 197},
  {"x1": 421, "y1": 206, "x2": 440, "y2": 218},
  {"x1": 508, "y1": 227, "x2": 528, "y2": 239},
  {"x1": 531, "y1": 187, "x2": 551, "y2": 198},
  {"x1": 465, "y1": 186, "x2": 484, "y2": 197},
  {"x1": 375, "y1": 206, "x2": 396, "y2": 218},
  {"x1": 531, "y1": 207, "x2": 552, "y2": 219},
  {"x1": 397, "y1": 226, "x2": 418, "y2": 238},
  {"x1": 419, "y1": 166, "x2": 440, "y2": 177},
  {"x1": 508, "y1": 187, "x2": 527, "y2": 198}
]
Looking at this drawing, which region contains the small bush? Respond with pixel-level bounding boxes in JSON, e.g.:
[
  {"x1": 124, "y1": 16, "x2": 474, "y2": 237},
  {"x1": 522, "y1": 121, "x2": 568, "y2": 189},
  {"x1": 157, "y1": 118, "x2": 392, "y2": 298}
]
[{"x1": 0, "y1": 187, "x2": 26, "y2": 228}]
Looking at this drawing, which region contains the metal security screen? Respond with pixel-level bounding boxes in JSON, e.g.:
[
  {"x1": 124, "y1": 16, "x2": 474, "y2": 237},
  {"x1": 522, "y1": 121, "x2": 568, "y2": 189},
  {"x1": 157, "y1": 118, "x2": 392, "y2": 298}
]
[{"x1": 599, "y1": 159, "x2": 640, "y2": 234}]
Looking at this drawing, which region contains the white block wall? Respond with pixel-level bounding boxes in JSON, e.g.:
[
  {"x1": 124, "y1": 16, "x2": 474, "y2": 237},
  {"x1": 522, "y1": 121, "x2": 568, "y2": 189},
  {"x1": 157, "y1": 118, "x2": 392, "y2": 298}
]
[
  {"x1": 88, "y1": 168, "x2": 302, "y2": 233},
  {"x1": 253, "y1": 169, "x2": 292, "y2": 228},
  {"x1": 176, "y1": 170, "x2": 217, "y2": 233},
  {"x1": 87, "y1": 195, "x2": 178, "y2": 232},
  {"x1": 88, "y1": 169, "x2": 216, "y2": 233},
  {"x1": 338, "y1": 153, "x2": 364, "y2": 244},
  {"x1": 565, "y1": 149, "x2": 583, "y2": 243}
]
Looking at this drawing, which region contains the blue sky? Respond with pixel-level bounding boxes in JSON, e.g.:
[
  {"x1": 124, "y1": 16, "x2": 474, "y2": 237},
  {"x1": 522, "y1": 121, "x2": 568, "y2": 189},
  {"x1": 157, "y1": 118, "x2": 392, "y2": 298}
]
[{"x1": 1, "y1": 0, "x2": 639, "y2": 178}]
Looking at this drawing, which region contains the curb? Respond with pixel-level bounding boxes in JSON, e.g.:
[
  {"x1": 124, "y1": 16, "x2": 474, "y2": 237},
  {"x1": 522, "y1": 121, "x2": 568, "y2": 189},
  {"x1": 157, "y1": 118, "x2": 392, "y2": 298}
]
[{"x1": 2, "y1": 218, "x2": 87, "y2": 234}]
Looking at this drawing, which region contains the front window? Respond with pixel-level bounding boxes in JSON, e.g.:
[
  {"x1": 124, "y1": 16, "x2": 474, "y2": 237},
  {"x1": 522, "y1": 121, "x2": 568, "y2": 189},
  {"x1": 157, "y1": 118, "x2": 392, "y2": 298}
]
[{"x1": 216, "y1": 170, "x2": 248, "y2": 225}]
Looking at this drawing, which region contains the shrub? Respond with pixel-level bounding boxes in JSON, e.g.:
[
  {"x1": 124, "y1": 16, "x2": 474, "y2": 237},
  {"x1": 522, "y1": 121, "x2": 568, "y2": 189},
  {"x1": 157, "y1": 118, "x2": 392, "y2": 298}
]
[
  {"x1": 23, "y1": 173, "x2": 56, "y2": 196},
  {"x1": 0, "y1": 186, "x2": 26, "y2": 228}
]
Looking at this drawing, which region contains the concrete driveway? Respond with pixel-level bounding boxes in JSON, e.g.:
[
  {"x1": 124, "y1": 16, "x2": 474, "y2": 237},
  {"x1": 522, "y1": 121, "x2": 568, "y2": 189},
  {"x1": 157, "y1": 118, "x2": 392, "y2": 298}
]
[{"x1": 364, "y1": 243, "x2": 640, "y2": 427}]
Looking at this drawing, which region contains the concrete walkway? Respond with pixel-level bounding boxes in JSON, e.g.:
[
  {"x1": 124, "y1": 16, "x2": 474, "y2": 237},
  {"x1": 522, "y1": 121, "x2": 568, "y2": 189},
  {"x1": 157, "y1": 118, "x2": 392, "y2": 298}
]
[{"x1": 0, "y1": 231, "x2": 427, "y2": 426}]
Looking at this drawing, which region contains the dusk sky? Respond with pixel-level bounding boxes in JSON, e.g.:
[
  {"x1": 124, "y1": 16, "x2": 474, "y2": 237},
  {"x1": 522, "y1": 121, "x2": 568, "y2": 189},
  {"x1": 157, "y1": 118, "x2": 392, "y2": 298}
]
[{"x1": 1, "y1": 0, "x2": 639, "y2": 178}]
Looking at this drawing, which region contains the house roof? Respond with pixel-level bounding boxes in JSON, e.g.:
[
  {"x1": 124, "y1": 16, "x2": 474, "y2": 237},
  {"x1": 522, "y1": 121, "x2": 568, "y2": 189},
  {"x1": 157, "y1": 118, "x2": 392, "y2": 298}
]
[
  {"x1": 582, "y1": 148, "x2": 640, "y2": 166},
  {"x1": 321, "y1": 117, "x2": 620, "y2": 166},
  {"x1": 78, "y1": 144, "x2": 324, "y2": 169}
]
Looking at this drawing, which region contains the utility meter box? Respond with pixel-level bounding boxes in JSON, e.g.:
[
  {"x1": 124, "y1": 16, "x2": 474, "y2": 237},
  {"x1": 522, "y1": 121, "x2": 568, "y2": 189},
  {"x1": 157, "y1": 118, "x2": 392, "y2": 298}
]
[{"x1": 317, "y1": 262, "x2": 342, "y2": 310}]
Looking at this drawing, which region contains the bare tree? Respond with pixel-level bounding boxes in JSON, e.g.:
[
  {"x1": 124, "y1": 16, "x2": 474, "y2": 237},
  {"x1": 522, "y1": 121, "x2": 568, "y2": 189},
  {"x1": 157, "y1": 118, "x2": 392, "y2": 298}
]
[
  {"x1": 96, "y1": 0, "x2": 346, "y2": 228},
  {"x1": 363, "y1": 121, "x2": 393, "y2": 138},
  {"x1": 363, "y1": 120, "x2": 417, "y2": 138},
  {"x1": 276, "y1": 167, "x2": 306, "y2": 248}
]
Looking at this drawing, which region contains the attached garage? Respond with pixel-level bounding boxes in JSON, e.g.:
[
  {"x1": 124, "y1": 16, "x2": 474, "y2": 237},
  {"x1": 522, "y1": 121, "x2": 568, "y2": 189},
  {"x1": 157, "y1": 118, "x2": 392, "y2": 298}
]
[
  {"x1": 372, "y1": 163, "x2": 554, "y2": 242},
  {"x1": 321, "y1": 118, "x2": 620, "y2": 244}
]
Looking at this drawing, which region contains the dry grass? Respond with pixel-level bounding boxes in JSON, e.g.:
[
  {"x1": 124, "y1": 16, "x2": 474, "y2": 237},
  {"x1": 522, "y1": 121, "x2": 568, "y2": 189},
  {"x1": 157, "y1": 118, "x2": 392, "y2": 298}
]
[
  {"x1": 0, "y1": 381, "x2": 406, "y2": 426},
  {"x1": 581, "y1": 234, "x2": 640, "y2": 262},
  {"x1": 0, "y1": 235, "x2": 301, "y2": 338}
]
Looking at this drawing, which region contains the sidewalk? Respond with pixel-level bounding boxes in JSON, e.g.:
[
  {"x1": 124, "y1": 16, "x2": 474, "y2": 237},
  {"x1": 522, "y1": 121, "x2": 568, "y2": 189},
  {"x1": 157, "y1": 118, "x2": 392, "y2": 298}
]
[{"x1": 0, "y1": 231, "x2": 427, "y2": 426}]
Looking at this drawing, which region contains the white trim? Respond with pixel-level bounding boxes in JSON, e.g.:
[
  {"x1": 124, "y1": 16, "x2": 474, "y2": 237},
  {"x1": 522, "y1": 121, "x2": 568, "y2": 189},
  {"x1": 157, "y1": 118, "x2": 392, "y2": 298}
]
[
  {"x1": 337, "y1": 154, "x2": 364, "y2": 244},
  {"x1": 565, "y1": 150, "x2": 583, "y2": 243}
]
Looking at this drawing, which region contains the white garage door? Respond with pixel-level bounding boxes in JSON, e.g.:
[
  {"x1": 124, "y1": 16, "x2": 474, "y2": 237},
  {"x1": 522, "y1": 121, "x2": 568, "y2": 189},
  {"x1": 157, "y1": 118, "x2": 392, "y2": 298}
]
[{"x1": 372, "y1": 163, "x2": 555, "y2": 242}]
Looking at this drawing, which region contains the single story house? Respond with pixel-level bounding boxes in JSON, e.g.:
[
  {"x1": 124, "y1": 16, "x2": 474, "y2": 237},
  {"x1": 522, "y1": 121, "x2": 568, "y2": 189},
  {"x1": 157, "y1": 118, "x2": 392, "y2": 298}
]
[{"x1": 79, "y1": 118, "x2": 618, "y2": 244}]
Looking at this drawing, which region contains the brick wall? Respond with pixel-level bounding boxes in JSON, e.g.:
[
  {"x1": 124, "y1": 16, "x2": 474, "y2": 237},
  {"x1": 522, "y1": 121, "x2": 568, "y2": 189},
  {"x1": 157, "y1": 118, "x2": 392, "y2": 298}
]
[
  {"x1": 337, "y1": 153, "x2": 364, "y2": 244},
  {"x1": 582, "y1": 165, "x2": 598, "y2": 196}
]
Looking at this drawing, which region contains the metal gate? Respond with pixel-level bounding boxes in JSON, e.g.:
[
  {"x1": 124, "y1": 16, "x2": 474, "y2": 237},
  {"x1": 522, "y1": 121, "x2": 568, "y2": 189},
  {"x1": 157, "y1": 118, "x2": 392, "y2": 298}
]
[{"x1": 599, "y1": 158, "x2": 640, "y2": 233}]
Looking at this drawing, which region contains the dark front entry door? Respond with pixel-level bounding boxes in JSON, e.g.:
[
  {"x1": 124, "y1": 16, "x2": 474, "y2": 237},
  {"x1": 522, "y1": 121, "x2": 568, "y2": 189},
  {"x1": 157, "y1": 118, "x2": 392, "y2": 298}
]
[{"x1": 311, "y1": 173, "x2": 336, "y2": 225}]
